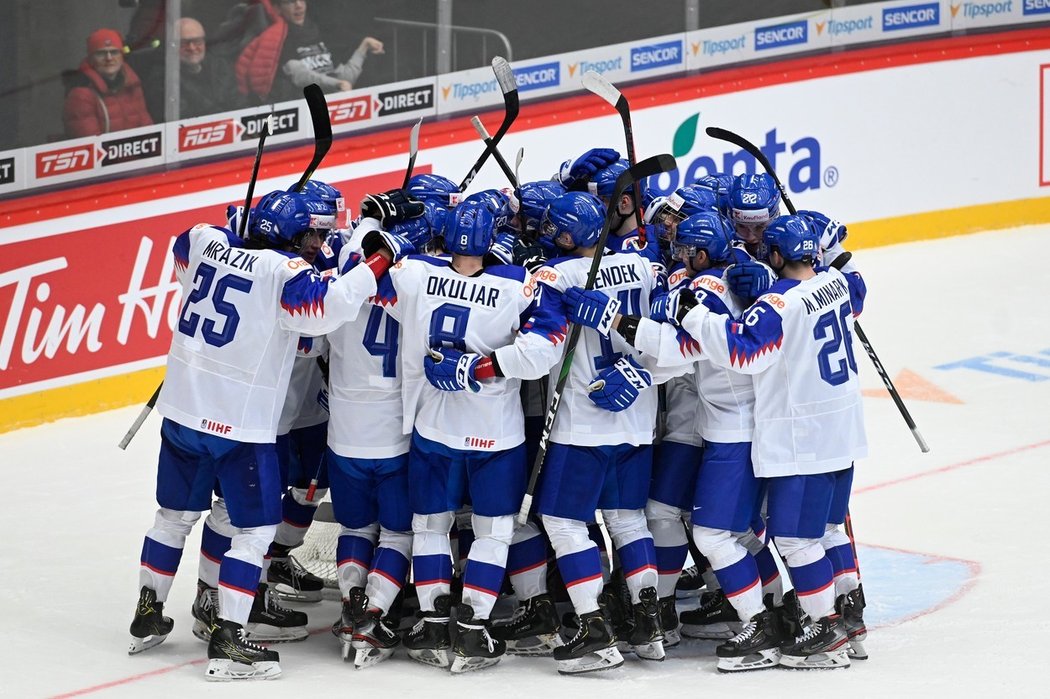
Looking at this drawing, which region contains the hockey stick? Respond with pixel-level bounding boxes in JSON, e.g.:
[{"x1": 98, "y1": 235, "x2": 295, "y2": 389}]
[
  {"x1": 516, "y1": 153, "x2": 677, "y2": 525},
  {"x1": 117, "y1": 115, "x2": 279, "y2": 450},
  {"x1": 292, "y1": 84, "x2": 334, "y2": 193},
  {"x1": 582, "y1": 70, "x2": 649, "y2": 247},
  {"x1": 401, "y1": 117, "x2": 424, "y2": 190},
  {"x1": 237, "y1": 114, "x2": 274, "y2": 238},
  {"x1": 705, "y1": 126, "x2": 929, "y2": 453},
  {"x1": 470, "y1": 116, "x2": 519, "y2": 188},
  {"x1": 459, "y1": 56, "x2": 518, "y2": 191}
]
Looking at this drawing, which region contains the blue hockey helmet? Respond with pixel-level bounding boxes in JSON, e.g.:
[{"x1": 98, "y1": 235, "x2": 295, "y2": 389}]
[
  {"x1": 447, "y1": 200, "x2": 496, "y2": 256},
  {"x1": 297, "y1": 179, "x2": 346, "y2": 228},
  {"x1": 462, "y1": 188, "x2": 519, "y2": 235},
  {"x1": 518, "y1": 180, "x2": 567, "y2": 235},
  {"x1": 541, "y1": 191, "x2": 607, "y2": 250},
  {"x1": 588, "y1": 158, "x2": 631, "y2": 199},
  {"x1": 763, "y1": 214, "x2": 820, "y2": 264},
  {"x1": 648, "y1": 186, "x2": 719, "y2": 241},
  {"x1": 249, "y1": 190, "x2": 313, "y2": 248},
  {"x1": 672, "y1": 211, "x2": 734, "y2": 265},
  {"x1": 389, "y1": 200, "x2": 450, "y2": 251},
  {"x1": 730, "y1": 173, "x2": 781, "y2": 241},
  {"x1": 695, "y1": 173, "x2": 733, "y2": 216},
  {"x1": 408, "y1": 173, "x2": 460, "y2": 209}
]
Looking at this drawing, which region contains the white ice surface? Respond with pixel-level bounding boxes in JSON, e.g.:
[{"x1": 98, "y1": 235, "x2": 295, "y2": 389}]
[{"x1": 3, "y1": 224, "x2": 1050, "y2": 698}]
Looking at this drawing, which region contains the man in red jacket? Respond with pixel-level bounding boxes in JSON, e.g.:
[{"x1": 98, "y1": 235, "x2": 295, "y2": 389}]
[{"x1": 63, "y1": 28, "x2": 154, "y2": 138}]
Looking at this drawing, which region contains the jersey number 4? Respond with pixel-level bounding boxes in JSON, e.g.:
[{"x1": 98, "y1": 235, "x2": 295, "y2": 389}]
[
  {"x1": 814, "y1": 302, "x2": 857, "y2": 386},
  {"x1": 177, "y1": 262, "x2": 253, "y2": 347}
]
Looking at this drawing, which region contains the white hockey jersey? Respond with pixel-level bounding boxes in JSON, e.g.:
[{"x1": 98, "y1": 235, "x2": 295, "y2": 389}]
[
  {"x1": 380, "y1": 255, "x2": 545, "y2": 451},
  {"x1": 325, "y1": 226, "x2": 410, "y2": 459},
  {"x1": 519, "y1": 252, "x2": 678, "y2": 448},
  {"x1": 276, "y1": 336, "x2": 329, "y2": 435},
  {"x1": 678, "y1": 267, "x2": 868, "y2": 477},
  {"x1": 157, "y1": 224, "x2": 375, "y2": 443}
]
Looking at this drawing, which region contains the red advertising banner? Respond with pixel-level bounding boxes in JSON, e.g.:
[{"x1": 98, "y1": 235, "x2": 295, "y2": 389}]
[{"x1": 0, "y1": 167, "x2": 414, "y2": 395}]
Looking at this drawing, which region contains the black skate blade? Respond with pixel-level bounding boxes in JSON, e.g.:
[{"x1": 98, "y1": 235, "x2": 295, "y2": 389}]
[
  {"x1": 128, "y1": 633, "x2": 169, "y2": 655},
  {"x1": 354, "y1": 646, "x2": 395, "y2": 669},
  {"x1": 506, "y1": 633, "x2": 563, "y2": 657},
  {"x1": 556, "y1": 647, "x2": 625, "y2": 675},
  {"x1": 407, "y1": 647, "x2": 451, "y2": 669},
  {"x1": 204, "y1": 658, "x2": 282, "y2": 681},
  {"x1": 716, "y1": 648, "x2": 781, "y2": 673},
  {"x1": 450, "y1": 654, "x2": 502, "y2": 674}
]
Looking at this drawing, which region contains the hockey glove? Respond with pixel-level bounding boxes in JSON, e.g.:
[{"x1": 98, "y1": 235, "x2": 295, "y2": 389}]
[
  {"x1": 798, "y1": 209, "x2": 848, "y2": 250},
  {"x1": 557, "y1": 148, "x2": 621, "y2": 189},
  {"x1": 564, "y1": 286, "x2": 621, "y2": 337},
  {"x1": 664, "y1": 287, "x2": 698, "y2": 327},
  {"x1": 424, "y1": 348, "x2": 483, "y2": 393},
  {"x1": 486, "y1": 231, "x2": 517, "y2": 265},
  {"x1": 361, "y1": 229, "x2": 414, "y2": 262},
  {"x1": 726, "y1": 260, "x2": 775, "y2": 300},
  {"x1": 360, "y1": 189, "x2": 425, "y2": 226},
  {"x1": 587, "y1": 356, "x2": 653, "y2": 412}
]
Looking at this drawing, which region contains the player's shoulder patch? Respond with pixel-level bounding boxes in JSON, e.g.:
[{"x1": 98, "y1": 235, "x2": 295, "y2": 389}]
[
  {"x1": 284, "y1": 256, "x2": 314, "y2": 272},
  {"x1": 522, "y1": 264, "x2": 562, "y2": 300},
  {"x1": 756, "y1": 292, "x2": 786, "y2": 311},
  {"x1": 667, "y1": 266, "x2": 690, "y2": 290}
]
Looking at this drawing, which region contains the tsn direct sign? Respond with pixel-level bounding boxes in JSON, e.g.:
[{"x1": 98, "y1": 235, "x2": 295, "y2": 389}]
[{"x1": 35, "y1": 143, "x2": 97, "y2": 178}]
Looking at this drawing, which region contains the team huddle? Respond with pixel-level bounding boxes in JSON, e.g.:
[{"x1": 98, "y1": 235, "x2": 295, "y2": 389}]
[{"x1": 126, "y1": 145, "x2": 869, "y2": 681}]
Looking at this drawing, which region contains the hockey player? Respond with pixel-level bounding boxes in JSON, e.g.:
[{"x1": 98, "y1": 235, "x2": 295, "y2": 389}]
[
  {"x1": 381, "y1": 199, "x2": 561, "y2": 673},
  {"x1": 326, "y1": 201, "x2": 449, "y2": 669},
  {"x1": 128, "y1": 189, "x2": 412, "y2": 680},
  {"x1": 724, "y1": 173, "x2": 780, "y2": 302},
  {"x1": 565, "y1": 214, "x2": 866, "y2": 670}
]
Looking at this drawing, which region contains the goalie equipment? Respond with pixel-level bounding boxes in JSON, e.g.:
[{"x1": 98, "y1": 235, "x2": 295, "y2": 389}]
[
  {"x1": 128, "y1": 586, "x2": 174, "y2": 655},
  {"x1": 205, "y1": 619, "x2": 282, "y2": 682}
]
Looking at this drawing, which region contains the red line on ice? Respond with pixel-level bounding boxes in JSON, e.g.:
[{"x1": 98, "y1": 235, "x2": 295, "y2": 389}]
[{"x1": 854, "y1": 439, "x2": 1050, "y2": 495}]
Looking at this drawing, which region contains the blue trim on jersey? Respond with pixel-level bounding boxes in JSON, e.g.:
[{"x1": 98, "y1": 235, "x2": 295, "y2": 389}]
[
  {"x1": 406, "y1": 253, "x2": 453, "y2": 268},
  {"x1": 521, "y1": 283, "x2": 568, "y2": 345},
  {"x1": 725, "y1": 299, "x2": 785, "y2": 369},
  {"x1": 482, "y1": 263, "x2": 527, "y2": 282},
  {"x1": 845, "y1": 271, "x2": 866, "y2": 316},
  {"x1": 340, "y1": 251, "x2": 363, "y2": 275},
  {"x1": 372, "y1": 267, "x2": 398, "y2": 307},
  {"x1": 140, "y1": 537, "x2": 182, "y2": 576},
  {"x1": 173, "y1": 231, "x2": 191, "y2": 271},
  {"x1": 768, "y1": 277, "x2": 801, "y2": 294},
  {"x1": 280, "y1": 269, "x2": 330, "y2": 317}
]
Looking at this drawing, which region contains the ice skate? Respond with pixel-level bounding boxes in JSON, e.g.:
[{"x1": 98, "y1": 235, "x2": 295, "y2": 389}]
[
  {"x1": 491, "y1": 593, "x2": 563, "y2": 656},
  {"x1": 680, "y1": 588, "x2": 738, "y2": 639},
  {"x1": 715, "y1": 609, "x2": 781, "y2": 672},
  {"x1": 246, "y1": 583, "x2": 308, "y2": 642},
  {"x1": 402, "y1": 594, "x2": 452, "y2": 668},
  {"x1": 658, "y1": 596, "x2": 680, "y2": 648},
  {"x1": 554, "y1": 609, "x2": 624, "y2": 675},
  {"x1": 779, "y1": 614, "x2": 851, "y2": 669},
  {"x1": 205, "y1": 619, "x2": 281, "y2": 681},
  {"x1": 450, "y1": 604, "x2": 505, "y2": 673},
  {"x1": 675, "y1": 563, "x2": 704, "y2": 599},
  {"x1": 352, "y1": 610, "x2": 401, "y2": 669},
  {"x1": 837, "y1": 587, "x2": 868, "y2": 660},
  {"x1": 335, "y1": 587, "x2": 367, "y2": 660},
  {"x1": 627, "y1": 586, "x2": 665, "y2": 661},
  {"x1": 268, "y1": 554, "x2": 325, "y2": 603},
  {"x1": 191, "y1": 580, "x2": 219, "y2": 642},
  {"x1": 128, "y1": 586, "x2": 173, "y2": 655},
  {"x1": 598, "y1": 574, "x2": 633, "y2": 650}
]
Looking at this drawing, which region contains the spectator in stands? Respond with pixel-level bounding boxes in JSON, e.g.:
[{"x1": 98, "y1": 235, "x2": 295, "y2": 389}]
[
  {"x1": 146, "y1": 17, "x2": 245, "y2": 121},
  {"x1": 63, "y1": 29, "x2": 154, "y2": 138},
  {"x1": 236, "y1": 0, "x2": 385, "y2": 103}
]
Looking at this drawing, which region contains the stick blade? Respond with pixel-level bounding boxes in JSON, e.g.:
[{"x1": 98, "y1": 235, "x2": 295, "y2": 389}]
[
  {"x1": 614, "y1": 153, "x2": 677, "y2": 200},
  {"x1": 491, "y1": 56, "x2": 517, "y2": 95},
  {"x1": 582, "y1": 70, "x2": 621, "y2": 107},
  {"x1": 304, "y1": 83, "x2": 332, "y2": 141},
  {"x1": 705, "y1": 126, "x2": 748, "y2": 151},
  {"x1": 409, "y1": 117, "x2": 422, "y2": 154}
]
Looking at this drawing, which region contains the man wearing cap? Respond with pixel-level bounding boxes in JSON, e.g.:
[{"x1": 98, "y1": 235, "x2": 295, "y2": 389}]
[{"x1": 63, "y1": 28, "x2": 154, "y2": 138}]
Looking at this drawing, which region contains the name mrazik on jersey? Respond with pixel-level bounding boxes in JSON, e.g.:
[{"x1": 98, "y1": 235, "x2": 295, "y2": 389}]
[
  {"x1": 201, "y1": 239, "x2": 258, "y2": 273},
  {"x1": 592, "y1": 263, "x2": 642, "y2": 290},
  {"x1": 801, "y1": 277, "x2": 849, "y2": 314},
  {"x1": 425, "y1": 275, "x2": 501, "y2": 308}
]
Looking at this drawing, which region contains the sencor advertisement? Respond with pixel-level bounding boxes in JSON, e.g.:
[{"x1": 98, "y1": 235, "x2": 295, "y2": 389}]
[{"x1": 2, "y1": 30, "x2": 1049, "y2": 430}]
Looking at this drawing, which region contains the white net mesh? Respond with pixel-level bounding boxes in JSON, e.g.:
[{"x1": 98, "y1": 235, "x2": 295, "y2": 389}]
[{"x1": 295, "y1": 500, "x2": 340, "y2": 592}]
